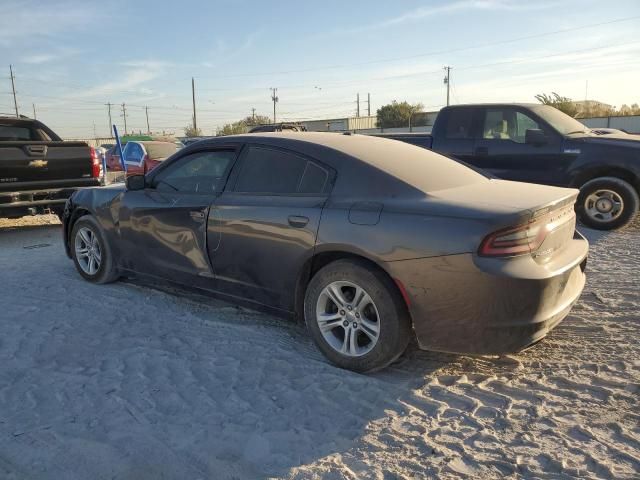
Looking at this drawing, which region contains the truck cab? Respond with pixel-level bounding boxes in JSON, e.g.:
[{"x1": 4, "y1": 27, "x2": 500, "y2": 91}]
[{"x1": 430, "y1": 104, "x2": 640, "y2": 230}]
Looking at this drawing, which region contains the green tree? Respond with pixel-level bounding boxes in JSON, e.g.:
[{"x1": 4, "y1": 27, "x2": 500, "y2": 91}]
[
  {"x1": 217, "y1": 114, "x2": 271, "y2": 136},
  {"x1": 376, "y1": 101, "x2": 424, "y2": 128},
  {"x1": 184, "y1": 123, "x2": 202, "y2": 137},
  {"x1": 534, "y1": 92, "x2": 579, "y2": 118}
]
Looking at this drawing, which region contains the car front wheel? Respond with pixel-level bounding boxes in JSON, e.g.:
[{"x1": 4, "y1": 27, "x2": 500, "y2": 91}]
[
  {"x1": 304, "y1": 259, "x2": 411, "y2": 373},
  {"x1": 576, "y1": 176, "x2": 639, "y2": 230},
  {"x1": 70, "y1": 215, "x2": 118, "y2": 284}
]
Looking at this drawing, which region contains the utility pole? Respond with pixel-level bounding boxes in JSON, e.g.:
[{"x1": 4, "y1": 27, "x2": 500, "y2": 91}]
[
  {"x1": 32, "y1": 103, "x2": 36, "y2": 119},
  {"x1": 585, "y1": 80, "x2": 589, "y2": 102},
  {"x1": 105, "y1": 103, "x2": 113, "y2": 137},
  {"x1": 444, "y1": 66, "x2": 451, "y2": 106},
  {"x1": 251, "y1": 108, "x2": 256, "y2": 123},
  {"x1": 145, "y1": 106, "x2": 150, "y2": 134},
  {"x1": 121, "y1": 103, "x2": 128, "y2": 135},
  {"x1": 367, "y1": 93, "x2": 371, "y2": 116},
  {"x1": 9, "y1": 65, "x2": 19, "y2": 117},
  {"x1": 191, "y1": 77, "x2": 197, "y2": 132},
  {"x1": 356, "y1": 93, "x2": 360, "y2": 117},
  {"x1": 270, "y1": 88, "x2": 278, "y2": 124}
]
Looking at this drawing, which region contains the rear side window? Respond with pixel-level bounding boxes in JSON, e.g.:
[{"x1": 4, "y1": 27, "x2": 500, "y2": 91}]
[
  {"x1": 298, "y1": 162, "x2": 328, "y2": 193},
  {"x1": 444, "y1": 109, "x2": 474, "y2": 139},
  {"x1": 0, "y1": 125, "x2": 36, "y2": 141},
  {"x1": 234, "y1": 146, "x2": 328, "y2": 195}
]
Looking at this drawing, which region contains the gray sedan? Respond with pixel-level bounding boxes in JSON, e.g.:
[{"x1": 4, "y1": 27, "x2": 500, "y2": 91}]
[{"x1": 62, "y1": 133, "x2": 588, "y2": 372}]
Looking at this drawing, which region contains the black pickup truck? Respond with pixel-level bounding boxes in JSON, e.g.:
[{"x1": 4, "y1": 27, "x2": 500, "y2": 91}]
[
  {"x1": 377, "y1": 104, "x2": 640, "y2": 230},
  {"x1": 0, "y1": 116, "x2": 102, "y2": 219}
]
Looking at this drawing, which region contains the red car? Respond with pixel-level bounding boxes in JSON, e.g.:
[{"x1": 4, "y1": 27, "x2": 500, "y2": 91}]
[{"x1": 106, "y1": 141, "x2": 178, "y2": 175}]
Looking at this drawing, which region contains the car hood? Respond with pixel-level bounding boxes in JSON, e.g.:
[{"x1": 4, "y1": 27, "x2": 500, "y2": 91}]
[{"x1": 576, "y1": 132, "x2": 640, "y2": 148}]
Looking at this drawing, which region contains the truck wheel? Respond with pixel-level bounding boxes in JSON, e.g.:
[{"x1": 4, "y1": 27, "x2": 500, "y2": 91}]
[
  {"x1": 304, "y1": 259, "x2": 411, "y2": 373},
  {"x1": 70, "y1": 215, "x2": 119, "y2": 283},
  {"x1": 577, "y1": 177, "x2": 639, "y2": 230}
]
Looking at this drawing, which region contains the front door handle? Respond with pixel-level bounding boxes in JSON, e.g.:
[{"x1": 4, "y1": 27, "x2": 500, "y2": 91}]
[
  {"x1": 475, "y1": 146, "x2": 489, "y2": 156},
  {"x1": 288, "y1": 215, "x2": 309, "y2": 228},
  {"x1": 190, "y1": 210, "x2": 205, "y2": 221}
]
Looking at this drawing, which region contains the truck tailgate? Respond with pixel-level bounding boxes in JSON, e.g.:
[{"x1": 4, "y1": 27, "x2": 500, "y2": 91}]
[{"x1": 0, "y1": 141, "x2": 93, "y2": 192}]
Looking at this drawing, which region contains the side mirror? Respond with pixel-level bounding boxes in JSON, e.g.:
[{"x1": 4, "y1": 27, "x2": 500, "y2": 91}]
[
  {"x1": 525, "y1": 128, "x2": 547, "y2": 146},
  {"x1": 125, "y1": 174, "x2": 146, "y2": 191}
]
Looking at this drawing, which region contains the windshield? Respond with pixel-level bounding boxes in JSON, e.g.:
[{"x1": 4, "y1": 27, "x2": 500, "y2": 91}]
[{"x1": 531, "y1": 105, "x2": 587, "y2": 135}]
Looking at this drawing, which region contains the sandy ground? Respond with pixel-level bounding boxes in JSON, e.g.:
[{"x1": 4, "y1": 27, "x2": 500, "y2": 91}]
[{"x1": 0, "y1": 214, "x2": 638, "y2": 480}]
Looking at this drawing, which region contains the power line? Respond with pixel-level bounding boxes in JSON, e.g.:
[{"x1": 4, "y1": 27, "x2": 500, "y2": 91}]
[{"x1": 189, "y1": 15, "x2": 640, "y2": 80}]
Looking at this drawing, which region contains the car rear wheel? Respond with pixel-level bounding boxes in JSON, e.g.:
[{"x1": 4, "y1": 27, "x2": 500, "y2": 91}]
[
  {"x1": 71, "y1": 215, "x2": 118, "y2": 284},
  {"x1": 304, "y1": 259, "x2": 411, "y2": 372},
  {"x1": 576, "y1": 177, "x2": 639, "y2": 230}
]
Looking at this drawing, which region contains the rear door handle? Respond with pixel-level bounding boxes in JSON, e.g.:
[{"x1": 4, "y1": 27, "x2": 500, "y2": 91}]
[
  {"x1": 288, "y1": 215, "x2": 309, "y2": 228},
  {"x1": 475, "y1": 146, "x2": 489, "y2": 156},
  {"x1": 190, "y1": 210, "x2": 205, "y2": 221}
]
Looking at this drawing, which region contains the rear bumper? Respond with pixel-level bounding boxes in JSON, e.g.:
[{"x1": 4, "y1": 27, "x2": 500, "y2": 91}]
[
  {"x1": 386, "y1": 233, "x2": 588, "y2": 355},
  {"x1": 0, "y1": 187, "x2": 89, "y2": 218}
]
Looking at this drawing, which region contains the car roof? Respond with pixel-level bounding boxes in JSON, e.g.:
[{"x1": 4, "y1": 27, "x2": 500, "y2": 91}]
[
  {"x1": 194, "y1": 132, "x2": 486, "y2": 197},
  {"x1": 441, "y1": 103, "x2": 540, "y2": 109}
]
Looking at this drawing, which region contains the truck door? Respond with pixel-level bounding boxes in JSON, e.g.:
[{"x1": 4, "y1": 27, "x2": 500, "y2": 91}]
[{"x1": 471, "y1": 107, "x2": 568, "y2": 185}]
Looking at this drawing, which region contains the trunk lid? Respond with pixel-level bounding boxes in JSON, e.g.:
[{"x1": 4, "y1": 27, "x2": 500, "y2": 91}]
[{"x1": 430, "y1": 179, "x2": 579, "y2": 261}]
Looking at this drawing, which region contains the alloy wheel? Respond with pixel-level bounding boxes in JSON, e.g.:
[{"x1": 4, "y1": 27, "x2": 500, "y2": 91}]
[
  {"x1": 74, "y1": 227, "x2": 102, "y2": 275},
  {"x1": 315, "y1": 280, "x2": 380, "y2": 357}
]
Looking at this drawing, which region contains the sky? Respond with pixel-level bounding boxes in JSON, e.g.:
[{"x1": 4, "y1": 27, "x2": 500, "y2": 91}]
[{"x1": 1, "y1": 0, "x2": 639, "y2": 138}]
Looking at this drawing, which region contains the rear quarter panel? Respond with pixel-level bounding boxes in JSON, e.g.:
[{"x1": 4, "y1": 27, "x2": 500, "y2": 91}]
[{"x1": 316, "y1": 197, "x2": 493, "y2": 264}]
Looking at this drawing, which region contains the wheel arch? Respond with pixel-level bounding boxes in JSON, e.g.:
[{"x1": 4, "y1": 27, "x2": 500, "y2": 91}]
[
  {"x1": 64, "y1": 207, "x2": 92, "y2": 256},
  {"x1": 571, "y1": 167, "x2": 640, "y2": 192},
  {"x1": 294, "y1": 249, "x2": 411, "y2": 325}
]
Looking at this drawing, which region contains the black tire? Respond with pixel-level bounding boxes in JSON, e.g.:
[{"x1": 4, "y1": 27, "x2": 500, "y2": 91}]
[
  {"x1": 576, "y1": 177, "x2": 639, "y2": 230},
  {"x1": 70, "y1": 215, "x2": 119, "y2": 284},
  {"x1": 304, "y1": 259, "x2": 411, "y2": 373}
]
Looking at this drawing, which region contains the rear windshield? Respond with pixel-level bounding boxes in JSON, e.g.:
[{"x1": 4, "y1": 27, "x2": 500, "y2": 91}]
[
  {"x1": 143, "y1": 142, "x2": 178, "y2": 160},
  {"x1": 0, "y1": 125, "x2": 36, "y2": 141}
]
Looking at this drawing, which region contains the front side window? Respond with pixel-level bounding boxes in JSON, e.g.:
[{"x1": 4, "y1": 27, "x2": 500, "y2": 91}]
[
  {"x1": 153, "y1": 150, "x2": 235, "y2": 193},
  {"x1": 234, "y1": 146, "x2": 328, "y2": 195},
  {"x1": 482, "y1": 109, "x2": 541, "y2": 143},
  {"x1": 515, "y1": 111, "x2": 541, "y2": 143}
]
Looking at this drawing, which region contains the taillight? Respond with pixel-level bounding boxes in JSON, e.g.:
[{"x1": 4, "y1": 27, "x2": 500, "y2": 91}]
[
  {"x1": 90, "y1": 147, "x2": 103, "y2": 178},
  {"x1": 479, "y1": 221, "x2": 549, "y2": 257},
  {"x1": 478, "y1": 204, "x2": 575, "y2": 257}
]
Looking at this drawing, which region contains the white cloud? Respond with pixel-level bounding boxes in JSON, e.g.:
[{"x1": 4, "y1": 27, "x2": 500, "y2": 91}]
[
  {"x1": 330, "y1": 0, "x2": 557, "y2": 35},
  {"x1": 20, "y1": 47, "x2": 81, "y2": 64},
  {"x1": 72, "y1": 67, "x2": 163, "y2": 99},
  {"x1": 0, "y1": 1, "x2": 103, "y2": 46}
]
